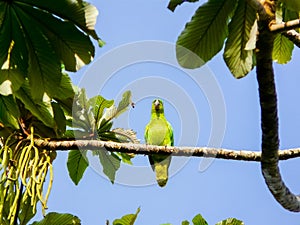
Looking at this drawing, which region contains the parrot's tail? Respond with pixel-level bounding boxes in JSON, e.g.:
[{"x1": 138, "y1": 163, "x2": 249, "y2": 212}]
[{"x1": 154, "y1": 161, "x2": 169, "y2": 187}]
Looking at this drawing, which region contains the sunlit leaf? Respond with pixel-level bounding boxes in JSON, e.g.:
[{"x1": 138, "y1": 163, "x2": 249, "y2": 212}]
[
  {"x1": 15, "y1": 82, "x2": 55, "y2": 128},
  {"x1": 0, "y1": 70, "x2": 24, "y2": 95},
  {"x1": 102, "y1": 90, "x2": 132, "y2": 123},
  {"x1": 17, "y1": 3, "x2": 94, "y2": 72},
  {"x1": 113, "y1": 207, "x2": 140, "y2": 225},
  {"x1": 30, "y1": 212, "x2": 81, "y2": 225},
  {"x1": 95, "y1": 150, "x2": 121, "y2": 184},
  {"x1": 192, "y1": 214, "x2": 208, "y2": 225},
  {"x1": 19, "y1": 196, "x2": 36, "y2": 225},
  {"x1": 215, "y1": 218, "x2": 243, "y2": 225},
  {"x1": 88, "y1": 95, "x2": 114, "y2": 129},
  {"x1": 52, "y1": 73, "x2": 75, "y2": 101},
  {"x1": 176, "y1": 0, "x2": 238, "y2": 68},
  {"x1": 19, "y1": 0, "x2": 101, "y2": 42},
  {"x1": 0, "y1": 95, "x2": 20, "y2": 129},
  {"x1": 223, "y1": 0, "x2": 256, "y2": 78},
  {"x1": 67, "y1": 150, "x2": 89, "y2": 185},
  {"x1": 273, "y1": 34, "x2": 294, "y2": 64}
]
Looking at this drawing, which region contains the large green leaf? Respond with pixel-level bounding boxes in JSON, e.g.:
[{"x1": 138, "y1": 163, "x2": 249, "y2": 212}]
[
  {"x1": 0, "y1": 0, "x2": 100, "y2": 100},
  {"x1": 67, "y1": 150, "x2": 89, "y2": 185},
  {"x1": 95, "y1": 150, "x2": 121, "y2": 184},
  {"x1": 16, "y1": 2, "x2": 94, "y2": 72},
  {"x1": 71, "y1": 88, "x2": 95, "y2": 133},
  {"x1": 30, "y1": 212, "x2": 81, "y2": 225},
  {"x1": 113, "y1": 207, "x2": 140, "y2": 225},
  {"x1": 53, "y1": 73, "x2": 75, "y2": 101},
  {"x1": 0, "y1": 70, "x2": 25, "y2": 95},
  {"x1": 12, "y1": 5, "x2": 61, "y2": 100},
  {"x1": 19, "y1": 0, "x2": 102, "y2": 44},
  {"x1": 0, "y1": 95, "x2": 20, "y2": 129},
  {"x1": 273, "y1": 34, "x2": 294, "y2": 64},
  {"x1": 176, "y1": 0, "x2": 238, "y2": 68},
  {"x1": 88, "y1": 95, "x2": 114, "y2": 129},
  {"x1": 102, "y1": 90, "x2": 132, "y2": 123},
  {"x1": 215, "y1": 218, "x2": 243, "y2": 225},
  {"x1": 167, "y1": 0, "x2": 199, "y2": 12},
  {"x1": 19, "y1": 196, "x2": 36, "y2": 225},
  {"x1": 15, "y1": 82, "x2": 55, "y2": 128},
  {"x1": 223, "y1": 0, "x2": 256, "y2": 78}
]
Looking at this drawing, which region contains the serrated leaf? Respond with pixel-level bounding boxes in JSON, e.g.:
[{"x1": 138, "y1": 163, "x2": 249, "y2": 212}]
[
  {"x1": 1, "y1": 0, "x2": 100, "y2": 101},
  {"x1": 167, "y1": 0, "x2": 199, "y2": 12},
  {"x1": 176, "y1": 0, "x2": 238, "y2": 68},
  {"x1": 113, "y1": 207, "x2": 140, "y2": 225},
  {"x1": 192, "y1": 214, "x2": 208, "y2": 225},
  {"x1": 17, "y1": 2, "x2": 95, "y2": 72},
  {"x1": 13, "y1": 5, "x2": 62, "y2": 100},
  {"x1": 273, "y1": 34, "x2": 294, "y2": 64},
  {"x1": 19, "y1": 0, "x2": 101, "y2": 42},
  {"x1": 96, "y1": 150, "x2": 121, "y2": 184},
  {"x1": 223, "y1": 0, "x2": 256, "y2": 78},
  {"x1": 0, "y1": 95, "x2": 20, "y2": 129},
  {"x1": 30, "y1": 212, "x2": 81, "y2": 225},
  {"x1": 67, "y1": 150, "x2": 89, "y2": 185},
  {"x1": 215, "y1": 218, "x2": 243, "y2": 225},
  {"x1": 112, "y1": 128, "x2": 140, "y2": 144}
]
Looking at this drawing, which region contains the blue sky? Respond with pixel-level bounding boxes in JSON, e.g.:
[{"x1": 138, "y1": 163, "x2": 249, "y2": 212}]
[{"x1": 37, "y1": 1, "x2": 300, "y2": 224}]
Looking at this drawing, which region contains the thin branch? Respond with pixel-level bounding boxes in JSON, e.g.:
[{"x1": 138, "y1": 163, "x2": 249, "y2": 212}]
[
  {"x1": 270, "y1": 19, "x2": 300, "y2": 33},
  {"x1": 283, "y1": 30, "x2": 300, "y2": 48},
  {"x1": 33, "y1": 139, "x2": 300, "y2": 162}
]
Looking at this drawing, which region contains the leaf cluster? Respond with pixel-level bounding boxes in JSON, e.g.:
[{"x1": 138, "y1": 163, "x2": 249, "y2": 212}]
[
  {"x1": 67, "y1": 90, "x2": 139, "y2": 185},
  {"x1": 170, "y1": 0, "x2": 300, "y2": 78},
  {"x1": 108, "y1": 209, "x2": 243, "y2": 225}
]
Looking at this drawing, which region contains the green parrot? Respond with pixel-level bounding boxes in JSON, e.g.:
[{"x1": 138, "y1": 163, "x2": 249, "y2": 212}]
[{"x1": 144, "y1": 99, "x2": 174, "y2": 187}]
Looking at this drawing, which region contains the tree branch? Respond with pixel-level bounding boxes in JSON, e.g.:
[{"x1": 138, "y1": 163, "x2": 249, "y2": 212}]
[
  {"x1": 283, "y1": 30, "x2": 300, "y2": 48},
  {"x1": 33, "y1": 139, "x2": 300, "y2": 162},
  {"x1": 270, "y1": 19, "x2": 300, "y2": 33}
]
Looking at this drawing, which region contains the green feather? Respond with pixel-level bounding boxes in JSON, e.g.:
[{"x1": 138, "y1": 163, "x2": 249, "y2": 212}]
[{"x1": 145, "y1": 99, "x2": 174, "y2": 187}]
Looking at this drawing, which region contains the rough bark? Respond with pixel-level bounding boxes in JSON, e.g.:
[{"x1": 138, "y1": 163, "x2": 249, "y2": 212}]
[
  {"x1": 256, "y1": 0, "x2": 300, "y2": 212},
  {"x1": 33, "y1": 139, "x2": 300, "y2": 161}
]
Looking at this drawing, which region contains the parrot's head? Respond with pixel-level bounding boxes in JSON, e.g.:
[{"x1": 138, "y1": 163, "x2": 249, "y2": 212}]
[{"x1": 151, "y1": 99, "x2": 164, "y2": 114}]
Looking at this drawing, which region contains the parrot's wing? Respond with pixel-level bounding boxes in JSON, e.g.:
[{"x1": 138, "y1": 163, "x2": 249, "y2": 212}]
[{"x1": 167, "y1": 121, "x2": 174, "y2": 146}]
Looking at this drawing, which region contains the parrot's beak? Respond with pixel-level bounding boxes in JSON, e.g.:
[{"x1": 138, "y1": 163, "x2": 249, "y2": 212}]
[{"x1": 154, "y1": 99, "x2": 160, "y2": 110}]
